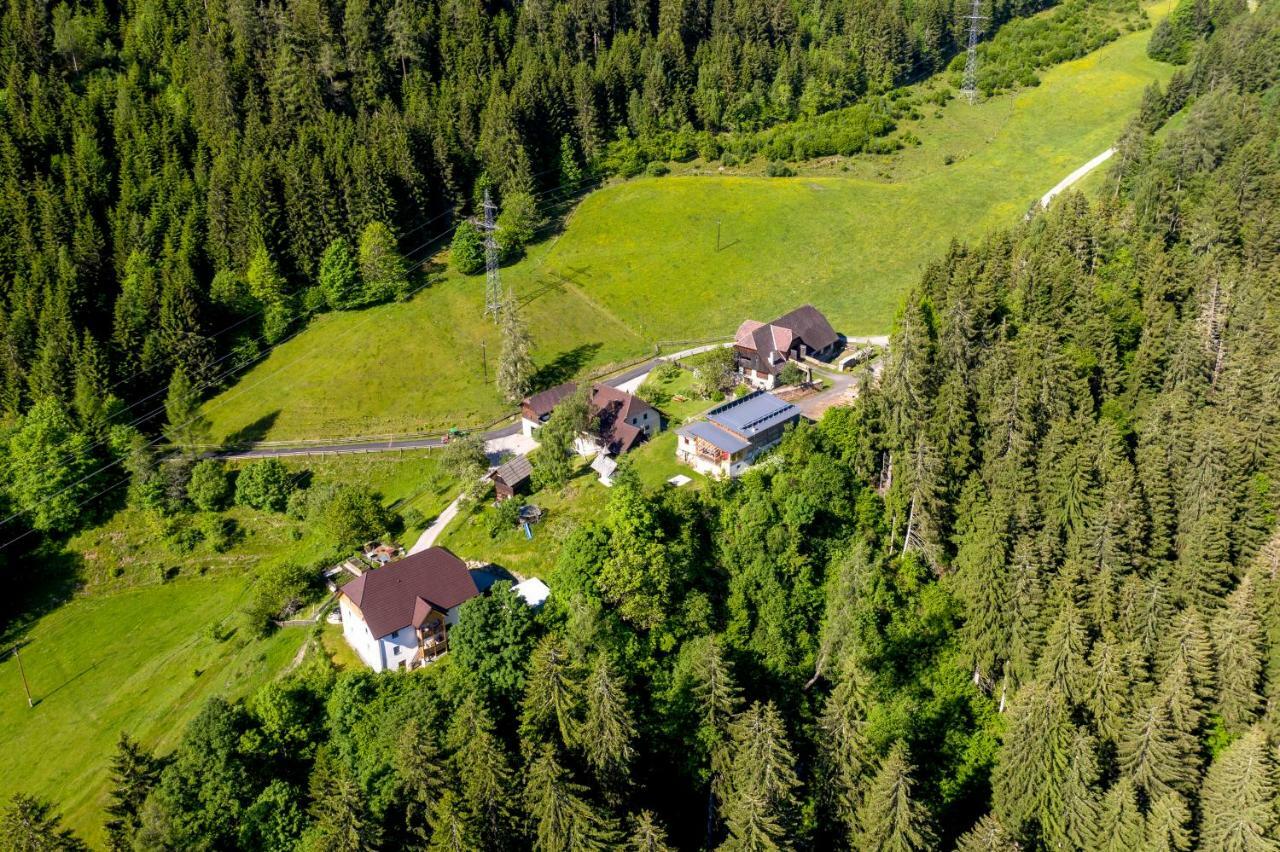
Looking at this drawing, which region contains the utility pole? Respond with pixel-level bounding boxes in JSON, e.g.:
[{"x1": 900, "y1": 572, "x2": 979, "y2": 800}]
[
  {"x1": 481, "y1": 340, "x2": 488, "y2": 382},
  {"x1": 480, "y1": 189, "x2": 502, "y2": 321},
  {"x1": 961, "y1": 0, "x2": 987, "y2": 104},
  {"x1": 13, "y1": 647, "x2": 32, "y2": 707},
  {"x1": 716, "y1": 220, "x2": 721, "y2": 252}
]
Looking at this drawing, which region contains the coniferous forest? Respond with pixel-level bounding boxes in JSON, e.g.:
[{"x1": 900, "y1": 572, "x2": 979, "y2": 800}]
[
  {"x1": 6, "y1": 0, "x2": 1280, "y2": 847},
  {"x1": 5, "y1": 2, "x2": 1279, "y2": 849}
]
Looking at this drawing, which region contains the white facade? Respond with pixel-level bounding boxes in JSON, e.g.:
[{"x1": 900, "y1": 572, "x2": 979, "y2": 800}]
[
  {"x1": 521, "y1": 417, "x2": 541, "y2": 439},
  {"x1": 339, "y1": 595, "x2": 463, "y2": 673}
]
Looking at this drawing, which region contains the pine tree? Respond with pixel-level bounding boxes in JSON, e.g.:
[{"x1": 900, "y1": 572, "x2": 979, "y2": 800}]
[
  {"x1": 521, "y1": 635, "x2": 581, "y2": 749},
  {"x1": 580, "y1": 654, "x2": 636, "y2": 791},
  {"x1": 524, "y1": 744, "x2": 616, "y2": 852},
  {"x1": 627, "y1": 811, "x2": 675, "y2": 852},
  {"x1": 1212, "y1": 578, "x2": 1265, "y2": 731},
  {"x1": 1096, "y1": 778, "x2": 1144, "y2": 852},
  {"x1": 853, "y1": 741, "x2": 937, "y2": 852},
  {"x1": 954, "y1": 814, "x2": 1019, "y2": 852},
  {"x1": 497, "y1": 297, "x2": 535, "y2": 404},
  {"x1": 103, "y1": 733, "x2": 161, "y2": 851},
  {"x1": 1198, "y1": 727, "x2": 1280, "y2": 852},
  {"x1": 719, "y1": 702, "x2": 802, "y2": 852}
]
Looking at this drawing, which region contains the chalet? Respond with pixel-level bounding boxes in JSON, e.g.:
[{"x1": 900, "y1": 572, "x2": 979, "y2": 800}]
[
  {"x1": 675, "y1": 390, "x2": 801, "y2": 478},
  {"x1": 734, "y1": 305, "x2": 841, "y2": 389},
  {"x1": 338, "y1": 546, "x2": 480, "y2": 672},
  {"x1": 488, "y1": 454, "x2": 533, "y2": 502},
  {"x1": 520, "y1": 381, "x2": 659, "y2": 456}
]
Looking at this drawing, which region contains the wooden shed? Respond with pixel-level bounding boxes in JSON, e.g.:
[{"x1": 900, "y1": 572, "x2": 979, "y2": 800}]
[{"x1": 489, "y1": 454, "x2": 533, "y2": 501}]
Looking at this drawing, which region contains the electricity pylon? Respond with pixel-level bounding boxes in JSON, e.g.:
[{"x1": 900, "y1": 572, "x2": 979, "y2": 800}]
[
  {"x1": 481, "y1": 188, "x2": 502, "y2": 321},
  {"x1": 961, "y1": 0, "x2": 986, "y2": 104}
]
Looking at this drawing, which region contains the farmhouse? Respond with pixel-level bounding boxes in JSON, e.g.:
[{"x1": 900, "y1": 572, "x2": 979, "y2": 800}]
[
  {"x1": 734, "y1": 305, "x2": 841, "y2": 389},
  {"x1": 520, "y1": 381, "x2": 659, "y2": 456},
  {"x1": 488, "y1": 454, "x2": 533, "y2": 502},
  {"x1": 675, "y1": 390, "x2": 801, "y2": 478},
  {"x1": 338, "y1": 546, "x2": 480, "y2": 672}
]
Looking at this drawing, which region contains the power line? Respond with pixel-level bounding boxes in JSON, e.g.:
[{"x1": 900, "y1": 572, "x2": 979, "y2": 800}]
[{"x1": 961, "y1": 0, "x2": 987, "y2": 104}]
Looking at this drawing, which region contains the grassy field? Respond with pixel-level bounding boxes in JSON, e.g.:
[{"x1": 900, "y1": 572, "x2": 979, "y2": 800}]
[
  {"x1": 0, "y1": 449, "x2": 456, "y2": 844},
  {"x1": 0, "y1": 574, "x2": 305, "y2": 846},
  {"x1": 202, "y1": 7, "x2": 1171, "y2": 445}
]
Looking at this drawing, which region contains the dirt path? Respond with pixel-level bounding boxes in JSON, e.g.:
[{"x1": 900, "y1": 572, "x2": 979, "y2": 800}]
[{"x1": 1040, "y1": 148, "x2": 1115, "y2": 209}]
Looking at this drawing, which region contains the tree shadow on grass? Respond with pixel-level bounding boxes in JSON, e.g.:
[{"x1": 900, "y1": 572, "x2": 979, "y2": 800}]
[
  {"x1": 530, "y1": 343, "x2": 603, "y2": 392},
  {"x1": 222, "y1": 410, "x2": 280, "y2": 450},
  {"x1": 1, "y1": 544, "x2": 84, "y2": 650}
]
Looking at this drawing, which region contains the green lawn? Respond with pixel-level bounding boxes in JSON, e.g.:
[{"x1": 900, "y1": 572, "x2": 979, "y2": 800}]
[
  {"x1": 639, "y1": 366, "x2": 722, "y2": 425},
  {"x1": 0, "y1": 574, "x2": 305, "y2": 846},
  {"x1": 202, "y1": 8, "x2": 1171, "y2": 445},
  {"x1": 441, "y1": 431, "x2": 703, "y2": 578}
]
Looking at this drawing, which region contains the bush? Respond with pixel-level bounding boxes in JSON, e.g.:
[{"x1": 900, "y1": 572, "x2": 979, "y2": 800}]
[
  {"x1": 654, "y1": 361, "x2": 681, "y2": 382},
  {"x1": 450, "y1": 220, "x2": 485, "y2": 275},
  {"x1": 777, "y1": 362, "x2": 806, "y2": 386},
  {"x1": 487, "y1": 498, "x2": 524, "y2": 538},
  {"x1": 241, "y1": 561, "x2": 317, "y2": 637},
  {"x1": 163, "y1": 516, "x2": 204, "y2": 554},
  {"x1": 646, "y1": 161, "x2": 670, "y2": 177},
  {"x1": 312, "y1": 484, "x2": 393, "y2": 549},
  {"x1": 234, "y1": 459, "x2": 295, "y2": 512},
  {"x1": 187, "y1": 459, "x2": 231, "y2": 511},
  {"x1": 765, "y1": 161, "x2": 796, "y2": 177},
  {"x1": 197, "y1": 513, "x2": 239, "y2": 553}
]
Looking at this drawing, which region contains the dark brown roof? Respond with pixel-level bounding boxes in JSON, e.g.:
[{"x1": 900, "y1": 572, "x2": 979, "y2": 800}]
[
  {"x1": 490, "y1": 454, "x2": 533, "y2": 486},
  {"x1": 523, "y1": 382, "x2": 578, "y2": 419},
  {"x1": 590, "y1": 384, "x2": 654, "y2": 455},
  {"x1": 341, "y1": 547, "x2": 479, "y2": 638},
  {"x1": 770, "y1": 305, "x2": 839, "y2": 354}
]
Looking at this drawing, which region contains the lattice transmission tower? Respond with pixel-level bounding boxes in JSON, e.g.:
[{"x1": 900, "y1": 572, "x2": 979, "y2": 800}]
[
  {"x1": 960, "y1": 0, "x2": 986, "y2": 104},
  {"x1": 481, "y1": 188, "x2": 503, "y2": 321}
]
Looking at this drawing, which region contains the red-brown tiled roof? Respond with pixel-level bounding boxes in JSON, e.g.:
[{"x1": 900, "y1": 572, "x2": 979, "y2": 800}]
[{"x1": 341, "y1": 547, "x2": 479, "y2": 638}]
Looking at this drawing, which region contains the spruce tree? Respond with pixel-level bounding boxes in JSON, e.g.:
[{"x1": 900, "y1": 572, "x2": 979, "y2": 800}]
[
  {"x1": 358, "y1": 221, "x2": 409, "y2": 302},
  {"x1": 1120, "y1": 694, "x2": 1199, "y2": 801},
  {"x1": 524, "y1": 744, "x2": 616, "y2": 852},
  {"x1": 1096, "y1": 778, "x2": 1144, "y2": 852},
  {"x1": 395, "y1": 717, "x2": 446, "y2": 841},
  {"x1": 627, "y1": 811, "x2": 675, "y2": 852},
  {"x1": 319, "y1": 237, "x2": 361, "y2": 309},
  {"x1": 1043, "y1": 729, "x2": 1101, "y2": 852},
  {"x1": 497, "y1": 297, "x2": 535, "y2": 404},
  {"x1": 817, "y1": 662, "x2": 874, "y2": 837},
  {"x1": 954, "y1": 814, "x2": 1019, "y2": 852},
  {"x1": 521, "y1": 635, "x2": 581, "y2": 749},
  {"x1": 103, "y1": 732, "x2": 161, "y2": 851},
  {"x1": 1141, "y1": 793, "x2": 1193, "y2": 852},
  {"x1": 992, "y1": 681, "x2": 1073, "y2": 839},
  {"x1": 1, "y1": 793, "x2": 88, "y2": 851},
  {"x1": 1037, "y1": 598, "x2": 1091, "y2": 704},
  {"x1": 1198, "y1": 727, "x2": 1280, "y2": 852},
  {"x1": 162, "y1": 366, "x2": 210, "y2": 453},
  {"x1": 719, "y1": 702, "x2": 802, "y2": 852},
  {"x1": 447, "y1": 694, "x2": 515, "y2": 851},
  {"x1": 853, "y1": 741, "x2": 937, "y2": 852},
  {"x1": 580, "y1": 654, "x2": 636, "y2": 791},
  {"x1": 1087, "y1": 634, "x2": 1139, "y2": 744},
  {"x1": 426, "y1": 790, "x2": 474, "y2": 852},
  {"x1": 1212, "y1": 578, "x2": 1265, "y2": 731},
  {"x1": 307, "y1": 757, "x2": 380, "y2": 852}
]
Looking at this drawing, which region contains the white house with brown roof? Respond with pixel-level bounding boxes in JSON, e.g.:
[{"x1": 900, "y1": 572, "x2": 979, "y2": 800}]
[
  {"x1": 734, "y1": 305, "x2": 841, "y2": 389},
  {"x1": 520, "y1": 381, "x2": 659, "y2": 456},
  {"x1": 338, "y1": 546, "x2": 480, "y2": 672}
]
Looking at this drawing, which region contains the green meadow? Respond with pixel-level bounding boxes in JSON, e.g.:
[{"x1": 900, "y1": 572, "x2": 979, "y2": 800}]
[
  {"x1": 202, "y1": 5, "x2": 1171, "y2": 445},
  {"x1": 0, "y1": 449, "x2": 456, "y2": 845}
]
